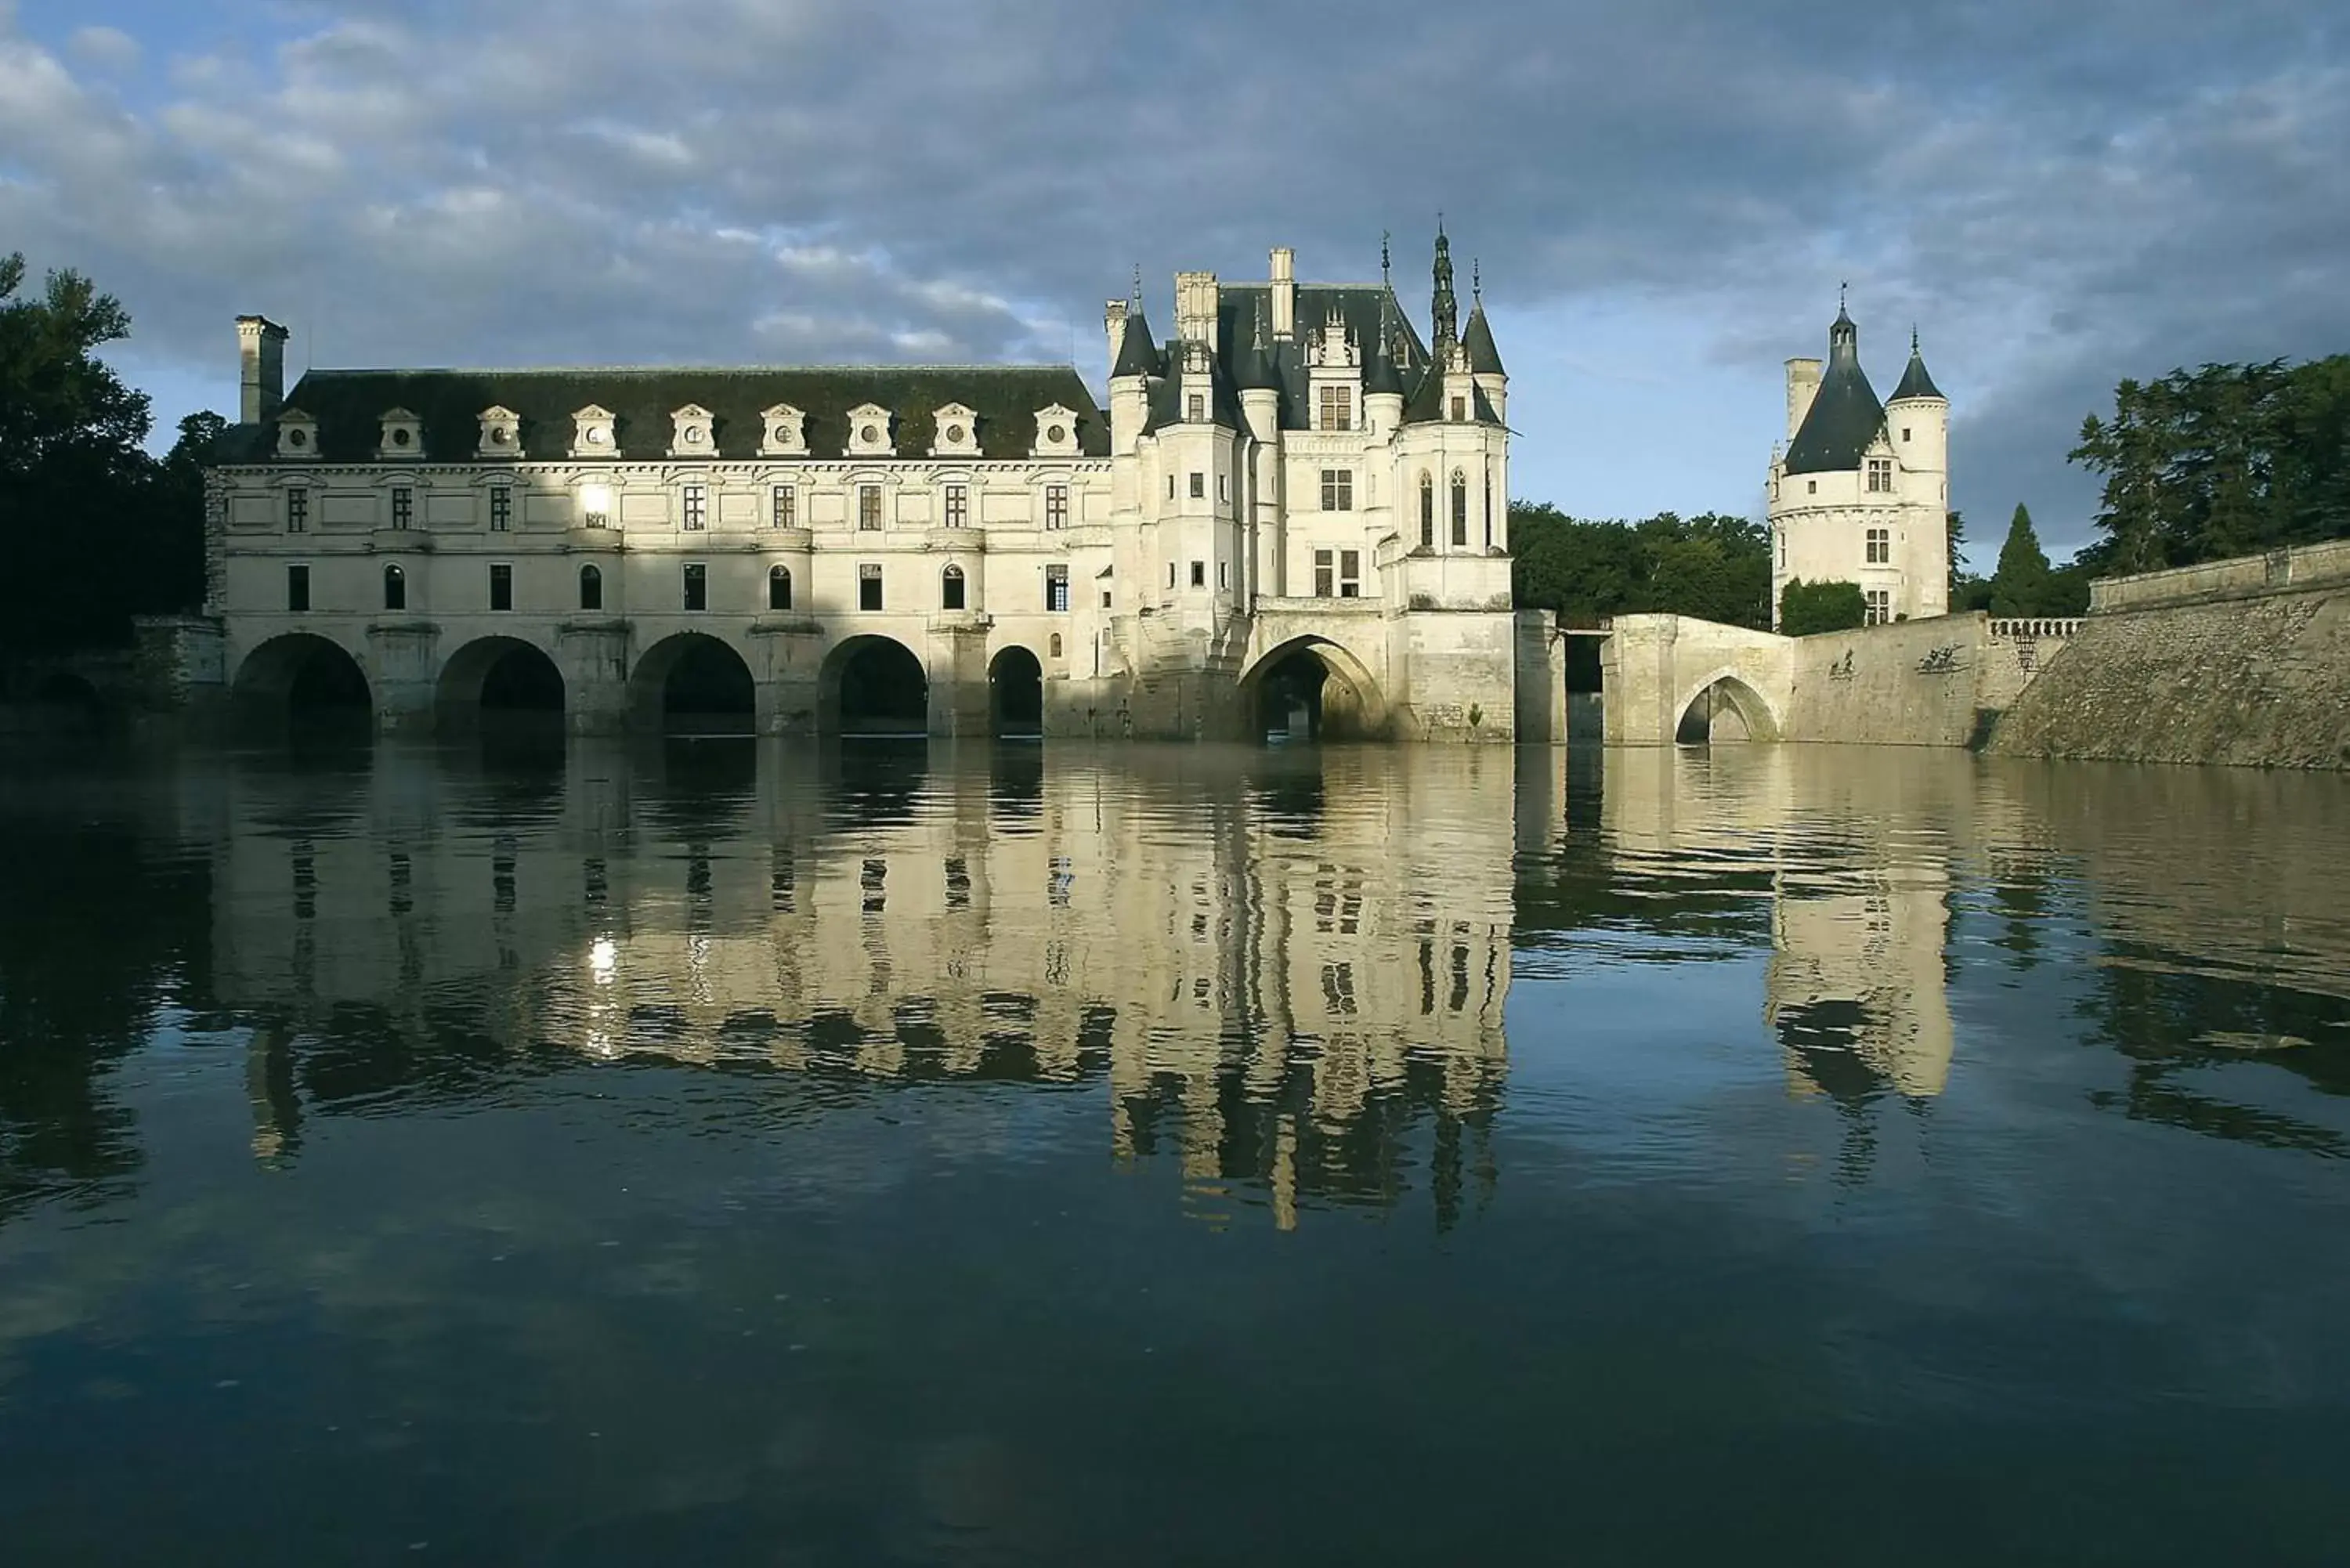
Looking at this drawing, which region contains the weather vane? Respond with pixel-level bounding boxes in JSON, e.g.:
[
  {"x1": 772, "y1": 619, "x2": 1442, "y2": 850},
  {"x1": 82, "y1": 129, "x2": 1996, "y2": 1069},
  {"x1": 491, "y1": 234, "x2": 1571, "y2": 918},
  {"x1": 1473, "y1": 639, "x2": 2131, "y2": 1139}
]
[
  {"x1": 1131, "y1": 265, "x2": 1142, "y2": 305},
  {"x1": 1472, "y1": 258, "x2": 1480, "y2": 302},
  {"x1": 1380, "y1": 230, "x2": 1390, "y2": 285}
]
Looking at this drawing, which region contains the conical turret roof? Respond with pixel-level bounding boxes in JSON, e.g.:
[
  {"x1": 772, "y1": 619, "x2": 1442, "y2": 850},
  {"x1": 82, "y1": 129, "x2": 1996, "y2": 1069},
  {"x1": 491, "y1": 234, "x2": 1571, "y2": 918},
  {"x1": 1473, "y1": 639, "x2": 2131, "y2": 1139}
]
[
  {"x1": 1462, "y1": 302, "x2": 1505, "y2": 377},
  {"x1": 1889, "y1": 331, "x2": 1943, "y2": 403},
  {"x1": 1111, "y1": 303, "x2": 1159, "y2": 381},
  {"x1": 1783, "y1": 305, "x2": 1885, "y2": 475}
]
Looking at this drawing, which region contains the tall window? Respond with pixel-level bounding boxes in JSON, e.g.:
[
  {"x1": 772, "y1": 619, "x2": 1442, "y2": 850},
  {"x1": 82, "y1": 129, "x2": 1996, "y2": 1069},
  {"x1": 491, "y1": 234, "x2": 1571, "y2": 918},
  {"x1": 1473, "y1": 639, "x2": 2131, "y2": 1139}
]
[
  {"x1": 859, "y1": 483, "x2": 883, "y2": 530},
  {"x1": 1866, "y1": 526, "x2": 1891, "y2": 565},
  {"x1": 944, "y1": 484, "x2": 968, "y2": 529},
  {"x1": 1449, "y1": 395, "x2": 1466, "y2": 422},
  {"x1": 382, "y1": 563, "x2": 405, "y2": 611},
  {"x1": 941, "y1": 564, "x2": 966, "y2": 610},
  {"x1": 1046, "y1": 484, "x2": 1068, "y2": 529},
  {"x1": 1777, "y1": 529, "x2": 1787, "y2": 569},
  {"x1": 768, "y1": 565, "x2": 792, "y2": 611},
  {"x1": 772, "y1": 484, "x2": 796, "y2": 529},
  {"x1": 1188, "y1": 471, "x2": 1205, "y2": 500},
  {"x1": 1484, "y1": 467, "x2": 1493, "y2": 549},
  {"x1": 286, "y1": 564, "x2": 309, "y2": 612},
  {"x1": 1313, "y1": 549, "x2": 1334, "y2": 598},
  {"x1": 859, "y1": 562, "x2": 884, "y2": 611},
  {"x1": 1864, "y1": 588, "x2": 1891, "y2": 625},
  {"x1": 391, "y1": 486, "x2": 413, "y2": 529},
  {"x1": 489, "y1": 563, "x2": 513, "y2": 612},
  {"x1": 1166, "y1": 562, "x2": 1176, "y2": 589},
  {"x1": 287, "y1": 488, "x2": 309, "y2": 533},
  {"x1": 1866, "y1": 458, "x2": 1893, "y2": 493},
  {"x1": 490, "y1": 486, "x2": 512, "y2": 533},
  {"x1": 682, "y1": 483, "x2": 707, "y2": 530},
  {"x1": 580, "y1": 564, "x2": 603, "y2": 611},
  {"x1": 1339, "y1": 549, "x2": 1361, "y2": 598},
  {"x1": 1318, "y1": 385, "x2": 1353, "y2": 431},
  {"x1": 1046, "y1": 564, "x2": 1069, "y2": 611},
  {"x1": 1186, "y1": 392, "x2": 1205, "y2": 423},
  {"x1": 680, "y1": 563, "x2": 707, "y2": 610},
  {"x1": 1419, "y1": 473, "x2": 1434, "y2": 550},
  {"x1": 1320, "y1": 468, "x2": 1353, "y2": 511},
  {"x1": 1451, "y1": 471, "x2": 1468, "y2": 547},
  {"x1": 1189, "y1": 560, "x2": 1206, "y2": 587}
]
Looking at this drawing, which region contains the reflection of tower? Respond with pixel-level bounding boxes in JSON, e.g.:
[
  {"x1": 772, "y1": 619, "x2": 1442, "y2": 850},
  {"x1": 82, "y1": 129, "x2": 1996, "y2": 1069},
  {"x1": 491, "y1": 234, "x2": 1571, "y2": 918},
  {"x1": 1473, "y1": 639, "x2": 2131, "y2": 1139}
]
[{"x1": 1766, "y1": 869, "x2": 1954, "y2": 1100}]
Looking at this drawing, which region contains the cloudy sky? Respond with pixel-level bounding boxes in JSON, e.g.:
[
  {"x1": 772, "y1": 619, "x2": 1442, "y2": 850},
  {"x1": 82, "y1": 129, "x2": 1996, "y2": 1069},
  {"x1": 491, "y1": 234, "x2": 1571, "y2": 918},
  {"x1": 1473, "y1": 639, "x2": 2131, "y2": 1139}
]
[{"x1": 3, "y1": 0, "x2": 2345, "y2": 562}]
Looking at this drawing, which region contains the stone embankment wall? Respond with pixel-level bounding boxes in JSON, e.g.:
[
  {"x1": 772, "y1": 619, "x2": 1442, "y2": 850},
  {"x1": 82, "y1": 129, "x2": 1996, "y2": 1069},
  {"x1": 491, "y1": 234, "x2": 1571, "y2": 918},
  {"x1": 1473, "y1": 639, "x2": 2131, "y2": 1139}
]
[
  {"x1": 1988, "y1": 540, "x2": 2350, "y2": 768},
  {"x1": 1782, "y1": 615, "x2": 2070, "y2": 747}
]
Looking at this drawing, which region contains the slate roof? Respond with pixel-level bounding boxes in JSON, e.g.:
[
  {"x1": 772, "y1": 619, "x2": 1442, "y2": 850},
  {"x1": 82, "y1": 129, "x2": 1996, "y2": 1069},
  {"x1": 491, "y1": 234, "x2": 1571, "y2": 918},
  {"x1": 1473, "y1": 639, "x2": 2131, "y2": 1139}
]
[
  {"x1": 1783, "y1": 310, "x2": 1886, "y2": 475},
  {"x1": 1462, "y1": 304, "x2": 1506, "y2": 377},
  {"x1": 1110, "y1": 307, "x2": 1161, "y2": 381},
  {"x1": 1213, "y1": 283, "x2": 1438, "y2": 431},
  {"x1": 1889, "y1": 337, "x2": 1944, "y2": 403},
  {"x1": 1401, "y1": 363, "x2": 1504, "y2": 426},
  {"x1": 214, "y1": 364, "x2": 1109, "y2": 464}
]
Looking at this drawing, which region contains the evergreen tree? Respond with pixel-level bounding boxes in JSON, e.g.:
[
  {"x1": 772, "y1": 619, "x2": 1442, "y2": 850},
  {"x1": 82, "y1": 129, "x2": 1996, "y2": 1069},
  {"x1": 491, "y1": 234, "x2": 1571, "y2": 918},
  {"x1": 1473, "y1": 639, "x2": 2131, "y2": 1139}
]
[{"x1": 1989, "y1": 504, "x2": 2054, "y2": 616}]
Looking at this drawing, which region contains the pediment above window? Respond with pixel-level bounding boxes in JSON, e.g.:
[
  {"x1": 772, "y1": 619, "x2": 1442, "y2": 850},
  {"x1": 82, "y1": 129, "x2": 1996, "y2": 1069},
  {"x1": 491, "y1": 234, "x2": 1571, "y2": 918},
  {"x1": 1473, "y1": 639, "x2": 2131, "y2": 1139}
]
[
  {"x1": 276, "y1": 407, "x2": 320, "y2": 460},
  {"x1": 378, "y1": 406, "x2": 425, "y2": 460},
  {"x1": 1032, "y1": 403, "x2": 1081, "y2": 457},
  {"x1": 759, "y1": 403, "x2": 806, "y2": 457},
  {"x1": 845, "y1": 403, "x2": 895, "y2": 458},
  {"x1": 570, "y1": 404, "x2": 619, "y2": 459},
  {"x1": 931, "y1": 403, "x2": 980, "y2": 457},
  {"x1": 476, "y1": 405, "x2": 522, "y2": 459},
  {"x1": 669, "y1": 403, "x2": 717, "y2": 457}
]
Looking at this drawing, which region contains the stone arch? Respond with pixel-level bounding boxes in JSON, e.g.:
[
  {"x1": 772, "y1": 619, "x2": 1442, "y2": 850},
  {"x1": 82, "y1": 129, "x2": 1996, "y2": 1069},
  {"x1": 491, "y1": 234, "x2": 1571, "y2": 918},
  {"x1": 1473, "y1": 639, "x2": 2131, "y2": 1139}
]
[
  {"x1": 631, "y1": 631, "x2": 756, "y2": 735},
  {"x1": 988, "y1": 644, "x2": 1043, "y2": 737},
  {"x1": 819, "y1": 634, "x2": 928, "y2": 736},
  {"x1": 231, "y1": 632, "x2": 373, "y2": 733},
  {"x1": 1674, "y1": 669, "x2": 1781, "y2": 744},
  {"x1": 436, "y1": 635, "x2": 565, "y2": 731},
  {"x1": 1238, "y1": 634, "x2": 1386, "y2": 742}
]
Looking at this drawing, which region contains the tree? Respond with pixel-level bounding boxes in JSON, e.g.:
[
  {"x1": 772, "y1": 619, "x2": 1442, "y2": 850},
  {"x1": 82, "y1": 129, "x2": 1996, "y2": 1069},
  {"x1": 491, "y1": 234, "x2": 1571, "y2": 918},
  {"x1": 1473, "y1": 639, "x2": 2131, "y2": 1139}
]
[
  {"x1": 1989, "y1": 504, "x2": 2054, "y2": 616},
  {"x1": 1778, "y1": 579, "x2": 1867, "y2": 635},
  {"x1": 1509, "y1": 502, "x2": 1773, "y2": 630}
]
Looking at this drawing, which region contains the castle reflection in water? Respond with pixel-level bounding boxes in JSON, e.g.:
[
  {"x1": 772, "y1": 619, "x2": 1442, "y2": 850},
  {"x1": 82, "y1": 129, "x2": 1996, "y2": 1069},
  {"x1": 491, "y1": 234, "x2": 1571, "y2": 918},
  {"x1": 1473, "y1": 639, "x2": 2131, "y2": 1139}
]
[{"x1": 196, "y1": 737, "x2": 2019, "y2": 1227}]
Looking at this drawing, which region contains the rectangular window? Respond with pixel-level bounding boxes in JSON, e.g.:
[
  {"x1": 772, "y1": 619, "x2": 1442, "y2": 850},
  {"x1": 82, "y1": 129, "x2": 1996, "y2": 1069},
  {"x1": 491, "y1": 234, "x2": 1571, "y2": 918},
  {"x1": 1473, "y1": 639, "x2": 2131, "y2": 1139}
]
[
  {"x1": 859, "y1": 562, "x2": 884, "y2": 611},
  {"x1": 1450, "y1": 395, "x2": 1466, "y2": 422},
  {"x1": 1320, "y1": 468, "x2": 1353, "y2": 511},
  {"x1": 490, "y1": 563, "x2": 513, "y2": 612},
  {"x1": 1866, "y1": 526, "x2": 1890, "y2": 565},
  {"x1": 1189, "y1": 560, "x2": 1205, "y2": 588},
  {"x1": 944, "y1": 484, "x2": 968, "y2": 529},
  {"x1": 1046, "y1": 564, "x2": 1070, "y2": 612},
  {"x1": 682, "y1": 562, "x2": 707, "y2": 611},
  {"x1": 1867, "y1": 458, "x2": 1893, "y2": 493},
  {"x1": 1340, "y1": 549, "x2": 1361, "y2": 598},
  {"x1": 1046, "y1": 484, "x2": 1068, "y2": 529},
  {"x1": 1314, "y1": 548, "x2": 1334, "y2": 598},
  {"x1": 582, "y1": 486, "x2": 610, "y2": 528},
  {"x1": 1864, "y1": 589, "x2": 1890, "y2": 625},
  {"x1": 1186, "y1": 392, "x2": 1205, "y2": 423},
  {"x1": 1188, "y1": 471, "x2": 1205, "y2": 500},
  {"x1": 391, "y1": 486, "x2": 413, "y2": 529},
  {"x1": 490, "y1": 486, "x2": 512, "y2": 532},
  {"x1": 859, "y1": 484, "x2": 883, "y2": 530},
  {"x1": 682, "y1": 483, "x2": 707, "y2": 530},
  {"x1": 286, "y1": 489, "x2": 309, "y2": 533},
  {"x1": 1318, "y1": 385, "x2": 1353, "y2": 431},
  {"x1": 1901, "y1": 427, "x2": 1913, "y2": 443},
  {"x1": 1101, "y1": 589, "x2": 1112, "y2": 609},
  {"x1": 772, "y1": 484, "x2": 797, "y2": 529},
  {"x1": 286, "y1": 564, "x2": 309, "y2": 612},
  {"x1": 1777, "y1": 529, "x2": 1787, "y2": 569},
  {"x1": 1452, "y1": 479, "x2": 1468, "y2": 547}
]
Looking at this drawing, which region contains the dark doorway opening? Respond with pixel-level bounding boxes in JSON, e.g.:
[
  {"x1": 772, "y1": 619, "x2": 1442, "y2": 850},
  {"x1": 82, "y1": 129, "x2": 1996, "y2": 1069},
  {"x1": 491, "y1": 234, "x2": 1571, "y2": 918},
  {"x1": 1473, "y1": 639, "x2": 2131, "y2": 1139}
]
[
  {"x1": 989, "y1": 646, "x2": 1043, "y2": 738},
  {"x1": 834, "y1": 639, "x2": 927, "y2": 736},
  {"x1": 1256, "y1": 649, "x2": 1332, "y2": 742}
]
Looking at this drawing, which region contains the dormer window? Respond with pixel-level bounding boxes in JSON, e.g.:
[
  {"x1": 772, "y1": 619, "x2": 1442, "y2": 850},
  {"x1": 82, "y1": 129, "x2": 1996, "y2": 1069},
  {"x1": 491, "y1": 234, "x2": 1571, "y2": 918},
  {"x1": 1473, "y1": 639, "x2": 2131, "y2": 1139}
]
[
  {"x1": 1187, "y1": 393, "x2": 1206, "y2": 423},
  {"x1": 476, "y1": 405, "x2": 521, "y2": 458},
  {"x1": 759, "y1": 403, "x2": 806, "y2": 457},
  {"x1": 377, "y1": 407, "x2": 425, "y2": 460},
  {"x1": 276, "y1": 408, "x2": 320, "y2": 460},
  {"x1": 1449, "y1": 395, "x2": 1466, "y2": 422},
  {"x1": 1032, "y1": 404, "x2": 1080, "y2": 457},
  {"x1": 570, "y1": 405, "x2": 618, "y2": 458},
  {"x1": 1318, "y1": 385, "x2": 1353, "y2": 431},
  {"x1": 668, "y1": 403, "x2": 715, "y2": 457},
  {"x1": 1867, "y1": 457, "x2": 1894, "y2": 493},
  {"x1": 845, "y1": 403, "x2": 895, "y2": 458},
  {"x1": 931, "y1": 403, "x2": 980, "y2": 458}
]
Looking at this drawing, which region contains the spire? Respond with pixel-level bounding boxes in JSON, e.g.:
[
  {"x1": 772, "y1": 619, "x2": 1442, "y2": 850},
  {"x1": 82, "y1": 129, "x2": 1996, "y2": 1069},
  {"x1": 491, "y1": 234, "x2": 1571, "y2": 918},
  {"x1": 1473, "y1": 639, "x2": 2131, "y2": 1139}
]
[
  {"x1": 1890, "y1": 324, "x2": 1944, "y2": 403},
  {"x1": 1381, "y1": 230, "x2": 1391, "y2": 288},
  {"x1": 1785, "y1": 298, "x2": 1885, "y2": 475},
  {"x1": 1430, "y1": 220, "x2": 1458, "y2": 361},
  {"x1": 1366, "y1": 285, "x2": 1405, "y2": 396},
  {"x1": 1472, "y1": 257, "x2": 1480, "y2": 304},
  {"x1": 1110, "y1": 289, "x2": 1159, "y2": 381},
  {"x1": 1235, "y1": 296, "x2": 1280, "y2": 391},
  {"x1": 1828, "y1": 291, "x2": 1859, "y2": 365}
]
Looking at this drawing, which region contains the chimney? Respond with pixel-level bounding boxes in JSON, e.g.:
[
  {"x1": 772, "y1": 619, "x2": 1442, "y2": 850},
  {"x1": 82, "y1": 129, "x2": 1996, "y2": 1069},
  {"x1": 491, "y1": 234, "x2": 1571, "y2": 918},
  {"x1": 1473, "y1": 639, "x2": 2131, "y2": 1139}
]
[
  {"x1": 1269, "y1": 246, "x2": 1295, "y2": 340},
  {"x1": 1784, "y1": 356, "x2": 1822, "y2": 442},
  {"x1": 1104, "y1": 298, "x2": 1128, "y2": 369},
  {"x1": 1174, "y1": 270, "x2": 1219, "y2": 352},
  {"x1": 237, "y1": 315, "x2": 290, "y2": 425}
]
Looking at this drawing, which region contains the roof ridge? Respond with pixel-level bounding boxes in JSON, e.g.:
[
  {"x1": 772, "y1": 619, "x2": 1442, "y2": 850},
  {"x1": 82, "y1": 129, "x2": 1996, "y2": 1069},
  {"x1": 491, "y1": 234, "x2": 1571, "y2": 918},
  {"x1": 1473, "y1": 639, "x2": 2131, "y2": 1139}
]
[{"x1": 296, "y1": 362, "x2": 1086, "y2": 378}]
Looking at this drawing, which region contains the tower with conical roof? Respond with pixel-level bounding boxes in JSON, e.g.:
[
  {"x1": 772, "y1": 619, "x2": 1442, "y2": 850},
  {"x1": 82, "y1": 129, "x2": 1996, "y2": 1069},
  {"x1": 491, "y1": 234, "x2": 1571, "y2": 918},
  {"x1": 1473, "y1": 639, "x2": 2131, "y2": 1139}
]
[{"x1": 1768, "y1": 301, "x2": 1950, "y2": 628}]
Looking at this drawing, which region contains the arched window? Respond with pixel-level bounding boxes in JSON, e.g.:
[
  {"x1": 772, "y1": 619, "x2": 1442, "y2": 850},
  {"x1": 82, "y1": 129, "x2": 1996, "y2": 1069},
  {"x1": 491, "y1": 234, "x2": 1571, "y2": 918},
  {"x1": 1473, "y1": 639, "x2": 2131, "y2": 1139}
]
[
  {"x1": 1049, "y1": 633, "x2": 1062, "y2": 659},
  {"x1": 579, "y1": 563, "x2": 602, "y2": 612},
  {"x1": 941, "y1": 563, "x2": 967, "y2": 611},
  {"x1": 1419, "y1": 473, "x2": 1434, "y2": 551},
  {"x1": 768, "y1": 564, "x2": 792, "y2": 611},
  {"x1": 1450, "y1": 470, "x2": 1468, "y2": 547},
  {"x1": 382, "y1": 563, "x2": 406, "y2": 611}
]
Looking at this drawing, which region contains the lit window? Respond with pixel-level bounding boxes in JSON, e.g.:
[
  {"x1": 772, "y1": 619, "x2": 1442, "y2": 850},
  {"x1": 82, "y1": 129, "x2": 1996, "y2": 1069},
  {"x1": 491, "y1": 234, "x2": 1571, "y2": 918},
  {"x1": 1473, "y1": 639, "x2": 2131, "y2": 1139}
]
[
  {"x1": 1320, "y1": 469, "x2": 1353, "y2": 511},
  {"x1": 382, "y1": 563, "x2": 405, "y2": 611},
  {"x1": 391, "y1": 486, "x2": 413, "y2": 529},
  {"x1": 859, "y1": 484, "x2": 883, "y2": 530},
  {"x1": 941, "y1": 564, "x2": 966, "y2": 610},
  {"x1": 682, "y1": 562, "x2": 707, "y2": 611},
  {"x1": 1187, "y1": 392, "x2": 1205, "y2": 423},
  {"x1": 1340, "y1": 549, "x2": 1361, "y2": 598},
  {"x1": 1189, "y1": 560, "x2": 1206, "y2": 587},
  {"x1": 286, "y1": 564, "x2": 309, "y2": 612},
  {"x1": 581, "y1": 485, "x2": 610, "y2": 528},
  {"x1": 1866, "y1": 527, "x2": 1891, "y2": 565},
  {"x1": 1318, "y1": 385, "x2": 1353, "y2": 431},
  {"x1": 287, "y1": 489, "x2": 308, "y2": 533},
  {"x1": 1867, "y1": 458, "x2": 1893, "y2": 493},
  {"x1": 1451, "y1": 471, "x2": 1468, "y2": 547},
  {"x1": 1046, "y1": 564, "x2": 1069, "y2": 612},
  {"x1": 1188, "y1": 471, "x2": 1205, "y2": 500},
  {"x1": 1046, "y1": 484, "x2": 1068, "y2": 529},
  {"x1": 490, "y1": 563, "x2": 513, "y2": 612},
  {"x1": 1313, "y1": 549, "x2": 1334, "y2": 598},
  {"x1": 682, "y1": 483, "x2": 707, "y2": 530},
  {"x1": 1419, "y1": 474, "x2": 1433, "y2": 550},
  {"x1": 490, "y1": 486, "x2": 512, "y2": 532},
  {"x1": 768, "y1": 565, "x2": 791, "y2": 611},
  {"x1": 772, "y1": 485, "x2": 796, "y2": 529},
  {"x1": 859, "y1": 562, "x2": 884, "y2": 611},
  {"x1": 580, "y1": 564, "x2": 602, "y2": 611},
  {"x1": 944, "y1": 484, "x2": 968, "y2": 529}
]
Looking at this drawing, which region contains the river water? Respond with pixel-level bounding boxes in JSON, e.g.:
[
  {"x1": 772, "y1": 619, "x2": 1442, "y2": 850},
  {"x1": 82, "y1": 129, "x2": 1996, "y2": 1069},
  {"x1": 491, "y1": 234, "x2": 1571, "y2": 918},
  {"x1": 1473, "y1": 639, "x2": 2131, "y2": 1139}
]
[{"x1": 2, "y1": 738, "x2": 2346, "y2": 1564}]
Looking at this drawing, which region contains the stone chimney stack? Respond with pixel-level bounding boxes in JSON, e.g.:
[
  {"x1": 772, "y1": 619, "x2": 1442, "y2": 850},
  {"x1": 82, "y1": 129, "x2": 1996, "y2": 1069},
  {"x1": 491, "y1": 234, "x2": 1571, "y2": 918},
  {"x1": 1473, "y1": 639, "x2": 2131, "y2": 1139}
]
[
  {"x1": 238, "y1": 315, "x2": 290, "y2": 425},
  {"x1": 1269, "y1": 247, "x2": 1296, "y2": 340},
  {"x1": 1784, "y1": 356, "x2": 1822, "y2": 442},
  {"x1": 1104, "y1": 298, "x2": 1129, "y2": 370}
]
